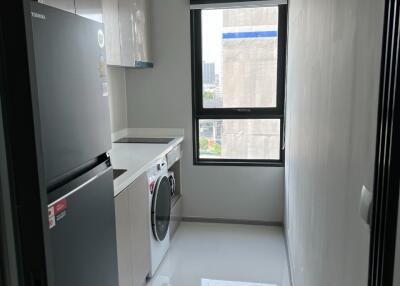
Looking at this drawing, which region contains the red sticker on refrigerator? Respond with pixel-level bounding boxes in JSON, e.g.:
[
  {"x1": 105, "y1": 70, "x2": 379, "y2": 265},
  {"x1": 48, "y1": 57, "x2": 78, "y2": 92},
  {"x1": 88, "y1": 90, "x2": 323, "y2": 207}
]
[
  {"x1": 54, "y1": 198, "x2": 67, "y2": 214},
  {"x1": 48, "y1": 198, "x2": 68, "y2": 229}
]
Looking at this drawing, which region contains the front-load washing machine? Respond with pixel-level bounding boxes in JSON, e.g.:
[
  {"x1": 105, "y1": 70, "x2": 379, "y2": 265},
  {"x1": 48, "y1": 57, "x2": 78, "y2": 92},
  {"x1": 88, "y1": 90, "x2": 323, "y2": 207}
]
[{"x1": 146, "y1": 157, "x2": 172, "y2": 278}]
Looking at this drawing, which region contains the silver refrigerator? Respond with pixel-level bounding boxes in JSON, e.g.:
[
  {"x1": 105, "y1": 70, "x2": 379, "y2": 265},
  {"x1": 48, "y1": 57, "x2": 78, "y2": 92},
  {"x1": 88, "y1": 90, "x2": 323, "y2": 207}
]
[{"x1": 30, "y1": 2, "x2": 118, "y2": 286}]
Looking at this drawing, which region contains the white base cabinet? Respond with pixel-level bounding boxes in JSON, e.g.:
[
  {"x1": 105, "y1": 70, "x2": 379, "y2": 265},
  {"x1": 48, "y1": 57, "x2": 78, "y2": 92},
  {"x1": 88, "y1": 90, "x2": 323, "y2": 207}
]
[
  {"x1": 115, "y1": 174, "x2": 150, "y2": 286},
  {"x1": 170, "y1": 196, "x2": 183, "y2": 239}
]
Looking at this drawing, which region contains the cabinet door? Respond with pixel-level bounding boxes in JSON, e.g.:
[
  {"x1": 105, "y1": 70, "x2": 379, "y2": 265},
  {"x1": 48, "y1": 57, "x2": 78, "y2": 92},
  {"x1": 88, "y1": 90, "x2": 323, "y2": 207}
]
[
  {"x1": 132, "y1": 0, "x2": 152, "y2": 64},
  {"x1": 75, "y1": 0, "x2": 103, "y2": 23},
  {"x1": 128, "y1": 174, "x2": 151, "y2": 285},
  {"x1": 170, "y1": 196, "x2": 183, "y2": 239},
  {"x1": 102, "y1": 0, "x2": 122, "y2": 65},
  {"x1": 117, "y1": 0, "x2": 135, "y2": 66},
  {"x1": 38, "y1": 0, "x2": 75, "y2": 13},
  {"x1": 118, "y1": 0, "x2": 152, "y2": 67},
  {"x1": 115, "y1": 190, "x2": 134, "y2": 286}
]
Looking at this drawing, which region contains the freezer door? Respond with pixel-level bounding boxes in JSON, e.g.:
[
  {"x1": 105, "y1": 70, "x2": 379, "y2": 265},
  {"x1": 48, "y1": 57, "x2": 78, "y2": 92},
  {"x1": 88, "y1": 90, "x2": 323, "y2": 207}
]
[
  {"x1": 47, "y1": 164, "x2": 118, "y2": 286},
  {"x1": 30, "y1": 3, "x2": 111, "y2": 184}
]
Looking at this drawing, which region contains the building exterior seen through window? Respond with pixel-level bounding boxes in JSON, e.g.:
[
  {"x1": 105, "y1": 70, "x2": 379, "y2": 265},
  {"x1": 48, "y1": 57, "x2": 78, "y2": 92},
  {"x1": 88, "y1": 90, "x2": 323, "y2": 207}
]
[{"x1": 191, "y1": 5, "x2": 286, "y2": 165}]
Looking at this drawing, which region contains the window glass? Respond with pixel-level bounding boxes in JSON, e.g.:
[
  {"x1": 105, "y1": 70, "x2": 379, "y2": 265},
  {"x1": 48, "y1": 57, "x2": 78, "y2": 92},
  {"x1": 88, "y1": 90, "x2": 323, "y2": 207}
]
[
  {"x1": 192, "y1": 5, "x2": 286, "y2": 165},
  {"x1": 199, "y1": 119, "x2": 281, "y2": 160},
  {"x1": 201, "y1": 7, "x2": 279, "y2": 109}
]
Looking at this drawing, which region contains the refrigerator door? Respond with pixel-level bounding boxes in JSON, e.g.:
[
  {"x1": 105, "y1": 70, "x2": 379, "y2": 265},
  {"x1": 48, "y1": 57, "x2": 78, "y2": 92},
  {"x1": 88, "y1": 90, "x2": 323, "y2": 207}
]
[
  {"x1": 47, "y1": 162, "x2": 118, "y2": 286},
  {"x1": 30, "y1": 3, "x2": 111, "y2": 185}
]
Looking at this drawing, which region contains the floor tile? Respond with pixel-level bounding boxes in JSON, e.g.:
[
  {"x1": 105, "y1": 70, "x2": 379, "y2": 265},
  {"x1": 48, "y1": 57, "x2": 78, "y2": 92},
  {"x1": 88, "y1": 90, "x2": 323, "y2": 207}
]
[{"x1": 147, "y1": 222, "x2": 291, "y2": 286}]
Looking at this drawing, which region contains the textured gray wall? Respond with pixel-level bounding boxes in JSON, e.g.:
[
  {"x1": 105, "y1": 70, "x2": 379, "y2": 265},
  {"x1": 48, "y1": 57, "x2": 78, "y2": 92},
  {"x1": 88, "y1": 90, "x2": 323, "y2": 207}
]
[
  {"x1": 107, "y1": 66, "x2": 128, "y2": 133},
  {"x1": 124, "y1": 0, "x2": 285, "y2": 222},
  {"x1": 285, "y1": 0, "x2": 384, "y2": 285}
]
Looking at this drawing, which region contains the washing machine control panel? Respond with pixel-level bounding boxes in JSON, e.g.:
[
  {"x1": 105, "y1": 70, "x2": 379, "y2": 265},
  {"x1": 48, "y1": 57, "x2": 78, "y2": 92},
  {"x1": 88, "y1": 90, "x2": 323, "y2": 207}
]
[{"x1": 147, "y1": 157, "x2": 168, "y2": 194}]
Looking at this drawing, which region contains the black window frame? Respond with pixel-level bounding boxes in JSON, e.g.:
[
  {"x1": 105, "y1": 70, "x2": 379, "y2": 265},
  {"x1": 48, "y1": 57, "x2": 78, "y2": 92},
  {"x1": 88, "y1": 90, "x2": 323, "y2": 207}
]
[{"x1": 190, "y1": 3, "x2": 288, "y2": 167}]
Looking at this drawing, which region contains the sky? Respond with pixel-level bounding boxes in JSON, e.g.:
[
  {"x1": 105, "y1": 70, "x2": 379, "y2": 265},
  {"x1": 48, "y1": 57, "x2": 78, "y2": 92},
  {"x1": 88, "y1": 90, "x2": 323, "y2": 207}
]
[{"x1": 202, "y1": 10, "x2": 223, "y2": 75}]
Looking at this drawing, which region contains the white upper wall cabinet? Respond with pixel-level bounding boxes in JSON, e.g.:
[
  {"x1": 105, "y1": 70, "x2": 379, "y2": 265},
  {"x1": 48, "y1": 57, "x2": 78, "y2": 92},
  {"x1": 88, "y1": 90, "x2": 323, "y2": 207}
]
[
  {"x1": 118, "y1": 0, "x2": 152, "y2": 67},
  {"x1": 38, "y1": 0, "x2": 75, "y2": 13},
  {"x1": 38, "y1": 0, "x2": 153, "y2": 68},
  {"x1": 102, "y1": 0, "x2": 122, "y2": 65},
  {"x1": 117, "y1": 0, "x2": 134, "y2": 66},
  {"x1": 135, "y1": 0, "x2": 152, "y2": 67},
  {"x1": 75, "y1": 0, "x2": 103, "y2": 23}
]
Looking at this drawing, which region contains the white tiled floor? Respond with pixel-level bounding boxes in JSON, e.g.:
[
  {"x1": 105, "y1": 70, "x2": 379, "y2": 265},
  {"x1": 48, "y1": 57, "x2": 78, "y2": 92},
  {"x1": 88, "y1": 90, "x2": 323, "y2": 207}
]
[{"x1": 147, "y1": 222, "x2": 291, "y2": 286}]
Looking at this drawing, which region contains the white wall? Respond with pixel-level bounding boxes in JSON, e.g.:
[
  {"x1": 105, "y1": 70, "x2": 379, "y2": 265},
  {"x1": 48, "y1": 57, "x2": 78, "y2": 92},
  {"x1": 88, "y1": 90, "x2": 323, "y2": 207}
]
[
  {"x1": 124, "y1": 0, "x2": 284, "y2": 222},
  {"x1": 285, "y1": 0, "x2": 384, "y2": 285},
  {"x1": 107, "y1": 66, "x2": 128, "y2": 133}
]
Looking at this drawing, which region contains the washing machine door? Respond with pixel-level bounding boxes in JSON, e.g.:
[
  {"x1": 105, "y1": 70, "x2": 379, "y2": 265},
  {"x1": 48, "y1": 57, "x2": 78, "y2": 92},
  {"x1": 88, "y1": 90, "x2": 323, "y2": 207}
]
[{"x1": 151, "y1": 175, "x2": 172, "y2": 241}]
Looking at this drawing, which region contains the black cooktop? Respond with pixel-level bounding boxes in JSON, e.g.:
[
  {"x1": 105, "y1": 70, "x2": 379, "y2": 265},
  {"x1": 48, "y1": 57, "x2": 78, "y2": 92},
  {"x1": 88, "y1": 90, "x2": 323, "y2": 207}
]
[{"x1": 113, "y1": 137, "x2": 175, "y2": 144}]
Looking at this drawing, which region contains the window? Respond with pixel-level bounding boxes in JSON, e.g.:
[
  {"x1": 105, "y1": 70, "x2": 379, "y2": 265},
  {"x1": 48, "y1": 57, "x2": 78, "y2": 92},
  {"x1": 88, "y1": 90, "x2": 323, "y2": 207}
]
[{"x1": 191, "y1": 2, "x2": 287, "y2": 166}]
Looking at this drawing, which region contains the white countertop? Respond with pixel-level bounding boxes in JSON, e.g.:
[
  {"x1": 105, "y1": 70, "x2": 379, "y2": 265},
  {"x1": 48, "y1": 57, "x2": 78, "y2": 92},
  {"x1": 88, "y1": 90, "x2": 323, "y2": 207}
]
[{"x1": 110, "y1": 136, "x2": 183, "y2": 197}]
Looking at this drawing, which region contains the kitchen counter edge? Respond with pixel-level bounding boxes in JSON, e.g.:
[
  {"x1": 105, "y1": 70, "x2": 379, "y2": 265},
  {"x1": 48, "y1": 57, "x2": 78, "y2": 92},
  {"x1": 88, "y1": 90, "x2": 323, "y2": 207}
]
[{"x1": 112, "y1": 137, "x2": 184, "y2": 197}]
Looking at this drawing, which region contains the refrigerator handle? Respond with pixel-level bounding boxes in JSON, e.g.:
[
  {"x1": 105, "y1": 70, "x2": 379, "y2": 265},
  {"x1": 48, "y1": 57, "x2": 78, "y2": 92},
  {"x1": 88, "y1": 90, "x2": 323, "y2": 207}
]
[
  {"x1": 48, "y1": 166, "x2": 112, "y2": 207},
  {"x1": 360, "y1": 185, "x2": 373, "y2": 228}
]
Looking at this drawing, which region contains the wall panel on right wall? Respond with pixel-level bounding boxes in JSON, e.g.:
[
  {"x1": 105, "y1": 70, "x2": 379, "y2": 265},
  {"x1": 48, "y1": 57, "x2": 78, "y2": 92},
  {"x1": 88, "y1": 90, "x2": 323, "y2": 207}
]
[
  {"x1": 394, "y1": 189, "x2": 400, "y2": 285},
  {"x1": 285, "y1": 0, "x2": 384, "y2": 285}
]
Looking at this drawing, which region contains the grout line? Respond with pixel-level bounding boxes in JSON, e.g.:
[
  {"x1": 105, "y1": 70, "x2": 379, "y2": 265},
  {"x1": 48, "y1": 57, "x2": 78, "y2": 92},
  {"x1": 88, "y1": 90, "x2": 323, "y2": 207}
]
[{"x1": 182, "y1": 216, "x2": 283, "y2": 227}]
